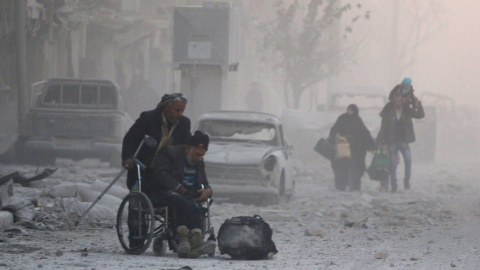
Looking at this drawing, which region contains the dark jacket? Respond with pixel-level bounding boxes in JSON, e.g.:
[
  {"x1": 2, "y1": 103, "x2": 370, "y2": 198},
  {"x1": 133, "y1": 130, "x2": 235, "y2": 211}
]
[
  {"x1": 376, "y1": 101, "x2": 424, "y2": 145},
  {"x1": 150, "y1": 145, "x2": 211, "y2": 198},
  {"x1": 328, "y1": 113, "x2": 375, "y2": 171},
  {"x1": 122, "y1": 108, "x2": 191, "y2": 189}
]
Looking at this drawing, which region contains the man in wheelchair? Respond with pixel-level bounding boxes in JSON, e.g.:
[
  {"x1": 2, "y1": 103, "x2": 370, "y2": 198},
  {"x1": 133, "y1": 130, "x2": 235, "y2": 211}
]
[{"x1": 147, "y1": 130, "x2": 215, "y2": 258}]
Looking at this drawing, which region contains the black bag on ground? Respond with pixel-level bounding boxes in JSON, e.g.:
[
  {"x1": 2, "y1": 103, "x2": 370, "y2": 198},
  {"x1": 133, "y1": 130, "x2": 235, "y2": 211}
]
[
  {"x1": 217, "y1": 215, "x2": 278, "y2": 260},
  {"x1": 314, "y1": 138, "x2": 335, "y2": 160}
]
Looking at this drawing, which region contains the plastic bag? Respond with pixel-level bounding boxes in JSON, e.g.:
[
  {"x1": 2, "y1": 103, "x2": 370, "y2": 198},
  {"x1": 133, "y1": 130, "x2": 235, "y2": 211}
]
[{"x1": 335, "y1": 134, "x2": 351, "y2": 160}]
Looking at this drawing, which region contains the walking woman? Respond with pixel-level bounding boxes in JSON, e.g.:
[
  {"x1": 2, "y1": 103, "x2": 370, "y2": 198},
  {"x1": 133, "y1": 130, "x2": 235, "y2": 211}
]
[{"x1": 328, "y1": 104, "x2": 375, "y2": 191}]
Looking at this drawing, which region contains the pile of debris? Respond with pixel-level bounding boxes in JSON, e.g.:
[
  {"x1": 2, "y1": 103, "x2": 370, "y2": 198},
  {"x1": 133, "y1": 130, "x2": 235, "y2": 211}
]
[{"x1": 0, "y1": 158, "x2": 129, "y2": 231}]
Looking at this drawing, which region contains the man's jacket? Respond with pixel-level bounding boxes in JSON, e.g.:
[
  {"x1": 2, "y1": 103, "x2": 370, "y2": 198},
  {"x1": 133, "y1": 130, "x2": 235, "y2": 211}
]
[
  {"x1": 151, "y1": 145, "x2": 211, "y2": 198},
  {"x1": 121, "y1": 108, "x2": 190, "y2": 189},
  {"x1": 377, "y1": 101, "x2": 425, "y2": 145}
]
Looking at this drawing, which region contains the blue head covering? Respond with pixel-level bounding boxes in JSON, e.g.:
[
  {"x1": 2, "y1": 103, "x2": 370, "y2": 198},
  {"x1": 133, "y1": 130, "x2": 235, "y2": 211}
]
[
  {"x1": 401, "y1": 77, "x2": 412, "y2": 95},
  {"x1": 401, "y1": 77, "x2": 412, "y2": 86}
]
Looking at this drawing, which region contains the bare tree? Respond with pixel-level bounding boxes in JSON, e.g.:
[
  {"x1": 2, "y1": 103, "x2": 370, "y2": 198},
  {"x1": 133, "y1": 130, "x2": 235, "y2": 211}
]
[
  {"x1": 259, "y1": 0, "x2": 369, "y2": 109},
  {"x1": 390, "y1": 0, "x2": 443, "y2": 80}
]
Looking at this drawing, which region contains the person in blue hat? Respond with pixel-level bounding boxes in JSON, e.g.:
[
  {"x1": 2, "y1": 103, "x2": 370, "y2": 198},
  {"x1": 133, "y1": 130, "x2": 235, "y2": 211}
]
[{"x1": 377, "y1": 78, "x2": 425, "y2": 192}]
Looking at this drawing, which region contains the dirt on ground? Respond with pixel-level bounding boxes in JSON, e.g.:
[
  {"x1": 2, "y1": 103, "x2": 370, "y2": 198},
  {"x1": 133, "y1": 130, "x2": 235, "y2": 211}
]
[{"x1": 1, "y1": 155, "x2": 480, "y2": 270}]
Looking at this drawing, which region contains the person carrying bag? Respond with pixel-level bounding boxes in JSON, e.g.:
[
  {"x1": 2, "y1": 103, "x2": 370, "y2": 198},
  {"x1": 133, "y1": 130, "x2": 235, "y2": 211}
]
[{"x1": 327, "y1": 104, "x2": 375, "y2": 191}]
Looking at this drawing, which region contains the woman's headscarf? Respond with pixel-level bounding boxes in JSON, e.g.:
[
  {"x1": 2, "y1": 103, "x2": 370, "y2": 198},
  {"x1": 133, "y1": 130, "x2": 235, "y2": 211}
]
[{"x1": 347, "y1": 104, "x2": 359, "y2": 116}]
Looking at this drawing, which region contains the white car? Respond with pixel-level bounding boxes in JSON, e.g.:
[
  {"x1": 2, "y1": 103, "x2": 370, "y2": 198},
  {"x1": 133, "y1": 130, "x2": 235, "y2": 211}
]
[{"x1": 196, "y1": 111, "x2": 295, "y2": 205}]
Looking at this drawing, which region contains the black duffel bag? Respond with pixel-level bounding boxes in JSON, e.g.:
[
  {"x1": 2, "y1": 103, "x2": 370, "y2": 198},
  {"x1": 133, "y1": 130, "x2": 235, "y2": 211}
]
[
  {"x1": 217, "y1": 215, "x2": 278, "y2": 260},
  {"x1": 314, "y1": 138, "x2": 335, "y2": 160}
]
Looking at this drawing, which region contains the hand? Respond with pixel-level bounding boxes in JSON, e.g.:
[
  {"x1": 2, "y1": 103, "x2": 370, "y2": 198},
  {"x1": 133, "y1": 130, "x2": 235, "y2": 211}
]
[
  {"x1": 123, "y1": 159, "x2": 134, "y2": 169},
  {"x1": 195, "y1": 188, "x2": 212, "y2": 203},
  {"x1": 176, "y1": 185, "x2": 186, "y2": 195},
  {"x1": 410, "y1": 94, "x2": 420, "y2": 108}
]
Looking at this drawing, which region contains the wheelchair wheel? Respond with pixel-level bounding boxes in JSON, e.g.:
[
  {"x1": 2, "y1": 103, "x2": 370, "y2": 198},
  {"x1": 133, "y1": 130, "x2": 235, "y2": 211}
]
[{"x1": 116, "y1": 191, "x2": 155, "y2": 255}]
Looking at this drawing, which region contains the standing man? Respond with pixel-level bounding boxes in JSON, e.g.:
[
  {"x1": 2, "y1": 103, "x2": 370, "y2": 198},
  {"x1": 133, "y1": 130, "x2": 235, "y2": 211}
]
[
  {"x1": 122, "y1": 93, "x2": 190, "y2": 249},
  {"x1": 150, "y1": 130, "x2": 215, "y2": 258},
  {"x1": 377, "y1": 78, "x2": 425, "y2": 192},
  {"x1": 121, "y1": 93, "x2": 191, "y2": 190}
]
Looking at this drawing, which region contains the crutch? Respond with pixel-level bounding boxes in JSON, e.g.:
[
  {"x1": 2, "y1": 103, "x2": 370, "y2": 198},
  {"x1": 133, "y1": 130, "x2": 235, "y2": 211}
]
[{"x1": 74, "y1": 135, "x2": 157, "y2": 227}]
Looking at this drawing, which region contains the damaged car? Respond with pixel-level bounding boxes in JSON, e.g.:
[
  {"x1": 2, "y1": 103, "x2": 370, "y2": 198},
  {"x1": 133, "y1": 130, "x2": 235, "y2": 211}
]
[
  {"x1": 196, "y1": 111, "x2": 295, "y2": 205},
  {"x1": 22, "y1": 78, "x2": 133, "y2": 165}
]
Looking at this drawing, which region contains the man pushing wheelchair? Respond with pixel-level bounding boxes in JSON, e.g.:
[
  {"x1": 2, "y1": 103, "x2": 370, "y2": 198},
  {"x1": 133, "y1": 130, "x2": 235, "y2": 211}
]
[{"x1": 121, "y1": 94, "x2": 215, "y2": 258}]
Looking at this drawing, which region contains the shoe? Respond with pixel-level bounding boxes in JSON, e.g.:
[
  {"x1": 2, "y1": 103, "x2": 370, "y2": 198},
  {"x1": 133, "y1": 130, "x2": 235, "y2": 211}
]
[
  {"x1": 188, "y1": 228, "x2": 216, "y2": 258},
  {"x1": 176, "y1": 225, "x2": 191, "y2": 258},
  {"x1": 404, "y1": 182, "x2": 410, "y2": 190}
]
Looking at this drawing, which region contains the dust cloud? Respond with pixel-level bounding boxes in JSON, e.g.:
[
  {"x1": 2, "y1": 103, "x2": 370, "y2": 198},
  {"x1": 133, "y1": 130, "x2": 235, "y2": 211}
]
[{"x1": 240, "y1": 0, "x2": 480, "y2": 171}]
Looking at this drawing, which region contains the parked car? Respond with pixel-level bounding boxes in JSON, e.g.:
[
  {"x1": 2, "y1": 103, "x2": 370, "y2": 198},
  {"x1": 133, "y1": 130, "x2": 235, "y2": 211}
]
[
  {"x1": 23, "y1": 78, "x2": 133, "y2": 165},
  {"x1": 196, "y1": 111, "x2": 295, "y2": 205}
]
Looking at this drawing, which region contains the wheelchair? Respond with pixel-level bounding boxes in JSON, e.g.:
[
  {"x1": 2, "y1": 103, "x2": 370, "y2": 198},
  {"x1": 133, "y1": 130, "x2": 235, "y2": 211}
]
[
  {"x1": 116, "y1": 191, "x2": 215, "y2": 256},
  {"x1": 115, "y1": 136, "x2": 215, "y2": 256}
]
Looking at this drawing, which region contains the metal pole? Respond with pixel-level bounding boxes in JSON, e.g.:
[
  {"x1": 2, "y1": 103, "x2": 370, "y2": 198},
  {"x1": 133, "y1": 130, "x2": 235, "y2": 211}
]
[{"x1": 15, "y1": 0, "x2": 28, "y2": 138}]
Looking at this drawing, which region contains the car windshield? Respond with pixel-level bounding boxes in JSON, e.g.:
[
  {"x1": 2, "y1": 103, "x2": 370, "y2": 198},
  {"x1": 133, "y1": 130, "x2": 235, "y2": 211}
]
[{"x1": 199, "y1": 120, "x2": 277, "y2": 145}]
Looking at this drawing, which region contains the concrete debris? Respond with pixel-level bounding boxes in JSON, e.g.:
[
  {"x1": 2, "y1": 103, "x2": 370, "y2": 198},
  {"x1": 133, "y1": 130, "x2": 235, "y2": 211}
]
[
  {"x1": 304, "y1": 228, "x2": 326, "y2": 237},
  {"x1": 1, "y1": 196, "x2": 35, "y2": 222},
  {"x1": 0, "y1": 168, "x2": 58, "y2": 187},
  {"x1": 375, "y1": 252, "x2": 389, "y2": 259},
  {"x1": 58, "y1": 197, "x2": 116, "y2": 220},
  {"x1": 0, "y1": 158, "x2": 127, "y2": 231}
]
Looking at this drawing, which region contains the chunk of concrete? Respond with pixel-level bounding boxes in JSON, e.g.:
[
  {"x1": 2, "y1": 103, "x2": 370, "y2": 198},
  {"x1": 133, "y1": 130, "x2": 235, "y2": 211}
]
[
  {"x1": 48, "y1": 183, "x2": 90, "y2": 198},
  {"x1": 90, "y1": 180, "x2": 128, "y2": 200},
  {"x1": 60, "y1": 197, "x2": 116, "y2": 220},
  {"x1": 77, "y1": 186, "x2": 122, "y2": 209},
  {"x1": 0, "y1": 180, "x2": 13, "y2": 207},
  {"x1": 0, "y1": 210, "x2": 14, "y2": 230}
]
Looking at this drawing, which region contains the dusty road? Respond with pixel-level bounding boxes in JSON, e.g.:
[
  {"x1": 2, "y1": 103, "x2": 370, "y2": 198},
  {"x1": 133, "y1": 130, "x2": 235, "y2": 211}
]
[{"x1": 1, "y1": 157, "x2": 480, "y2": 270}]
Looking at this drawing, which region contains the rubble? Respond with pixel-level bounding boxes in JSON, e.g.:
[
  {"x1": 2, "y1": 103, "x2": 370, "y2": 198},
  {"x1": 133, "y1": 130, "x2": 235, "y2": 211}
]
[
  {"x1": 1, "y1": 156, "x2": 480, "y2": 269},
  {"x1": 0, "y1": 158, "x2": 127, "y2": 231}
]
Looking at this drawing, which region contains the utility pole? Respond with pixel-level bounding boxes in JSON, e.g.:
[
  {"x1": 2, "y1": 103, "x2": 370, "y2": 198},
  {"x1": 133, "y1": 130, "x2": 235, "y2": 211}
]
[{"x1": 15, "y1": 0, "x2": 28, "y2": 139}]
